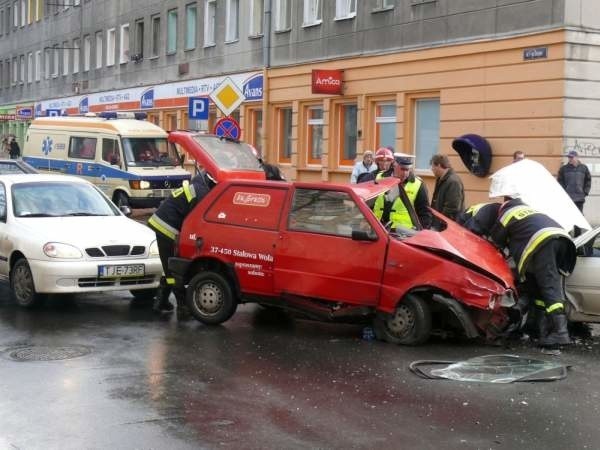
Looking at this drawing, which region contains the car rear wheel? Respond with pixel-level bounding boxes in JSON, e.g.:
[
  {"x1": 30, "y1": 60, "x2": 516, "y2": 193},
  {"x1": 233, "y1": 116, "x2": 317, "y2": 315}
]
[
  {"x1": 373, "y1": 294, "x2": 432, "y2": 345},
  {"x1": 11, "y1": 258, "x2": 45, "y2": 308},
  {"x1": 186, "y1": 271, "x2": 237, "y2": 325},
  {"x1": 130, "y1": 288, "x2": 158, "y2": 302}
]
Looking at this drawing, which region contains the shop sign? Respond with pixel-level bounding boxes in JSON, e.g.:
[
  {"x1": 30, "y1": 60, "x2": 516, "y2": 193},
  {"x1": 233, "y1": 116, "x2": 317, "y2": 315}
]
[
  {"x1": 79, "y1": 97, "x2": 89, "y2": 114},
  {"x1": 0, "y1": 114, "x2": 16, "y2": 121},
  {"x1": 16, "y1": 106, "x2": 34, "y2": 119},
  {"x1": 140, "y1": 88, "x2": 155, "y2": 109},
  {"x1": 523, "y1": 47, "x2": 547, "y2": 61},
  {"x1": 210, "y1": 77, "x2": 245, "y2": 116},
  {"x1": 312, "y1": 69, "x2": 343, "y2": 95},
  {"x1": 243, "y1": 74, "x2": 263, "y2": 101}
]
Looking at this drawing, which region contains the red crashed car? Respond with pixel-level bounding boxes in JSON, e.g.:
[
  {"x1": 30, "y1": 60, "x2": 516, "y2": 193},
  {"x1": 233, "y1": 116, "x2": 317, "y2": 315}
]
[{"x1": 168, "y1": 132, "x2": 516, "y2": 344}]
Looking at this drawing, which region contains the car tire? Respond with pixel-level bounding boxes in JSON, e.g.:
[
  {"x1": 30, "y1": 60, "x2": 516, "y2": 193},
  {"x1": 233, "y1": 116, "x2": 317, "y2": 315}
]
[
  {"x1": 186, "y1": 271, "x2": 237, "y2": 325},
  {"x1": 11, "y1": 258, "x2": 45, "y2": 308},
  {"x1": 373, "y1": 294, "x2": 432, "y2": 345},
  {"x1": 130, "y1": 288, "x2": 158, "y2": 302},
  {"x1": 113, "y1": 191, "x2": 129, "y2": 208}
]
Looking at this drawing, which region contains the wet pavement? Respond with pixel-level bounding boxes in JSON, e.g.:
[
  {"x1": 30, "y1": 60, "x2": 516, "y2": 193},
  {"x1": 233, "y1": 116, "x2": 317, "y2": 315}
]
[{"x1": 2, "y1": 284, "x2": 600, "y2": 449}]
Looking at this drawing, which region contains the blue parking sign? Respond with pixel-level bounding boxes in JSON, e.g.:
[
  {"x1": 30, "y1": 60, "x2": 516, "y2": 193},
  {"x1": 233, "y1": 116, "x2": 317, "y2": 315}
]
[{"x1": 188, "y1": 97, "x2": 209, "y2": 120}]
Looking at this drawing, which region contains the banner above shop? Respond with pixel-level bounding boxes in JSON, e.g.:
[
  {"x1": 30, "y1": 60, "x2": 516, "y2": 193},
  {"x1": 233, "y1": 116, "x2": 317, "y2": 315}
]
[
  {"x1": 311, "y1": 69, "x2": 343, "y2": 95},
  {"x1": 16, "y1": 106, "x2": 34, "y2": 120}
]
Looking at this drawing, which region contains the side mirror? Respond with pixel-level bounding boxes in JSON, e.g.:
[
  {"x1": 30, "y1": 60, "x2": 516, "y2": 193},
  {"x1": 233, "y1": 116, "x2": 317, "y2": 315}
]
[
  {"x1": 119, "y1": 205, "x2": 132, "y2": 217},
  {"x1": 351, "y1": 229, "x2": 377, "y2": 241}
]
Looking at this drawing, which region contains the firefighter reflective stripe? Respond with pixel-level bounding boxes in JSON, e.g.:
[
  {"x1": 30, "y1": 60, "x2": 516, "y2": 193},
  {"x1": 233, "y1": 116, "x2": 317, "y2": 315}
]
[
  {"x1": 166, "y1": 277, "x2": 176, "y2": 285},
  {"x1": 389, "y1": 178, "x2": 422, "y2": 228},
  {"x1": 535, "y1": 299, "x2": 546, "y2": 308},
  {"x1": 376, "y1": 171, "x2": 385, "y2": 181},
  {"x1": 148, "y1": 214, "x2": 180, "y2": 240},
  {"x1": 171, "y1": 184, "x2": 196, "y2": 202},
  {"x1": 517, "y1": 227, "x2": 569, "y2": 275},
  {"x1": 374, "y1": 194, "x2": 384, "y2": 220},
  {"x1": 499, "y1": 205, "x2": 537, "y2": 227},
  {"x1": 546, "y1": 302, "x2": 565, "y2": 313},
  {"x1": 466, "y1": 202, "x2": 488, "y2": 216}
]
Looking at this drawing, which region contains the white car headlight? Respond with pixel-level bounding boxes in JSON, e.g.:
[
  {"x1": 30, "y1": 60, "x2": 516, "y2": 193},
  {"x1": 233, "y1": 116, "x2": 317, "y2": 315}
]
[
  {"x1": 149, "y1": 240, "x2": 160, "y2": 257},
  {"x1": 140, "y1": 180, "x2": 151, "y2": 189},
  {"x1": 43, "y1": 242, "x2": 83, "y2": 259}
]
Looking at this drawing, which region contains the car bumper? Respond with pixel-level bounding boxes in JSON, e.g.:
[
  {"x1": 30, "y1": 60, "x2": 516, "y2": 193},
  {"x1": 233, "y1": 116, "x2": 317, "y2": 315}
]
[{"x1": 28, "y1": 257, "x2": 162, "y2": 294}]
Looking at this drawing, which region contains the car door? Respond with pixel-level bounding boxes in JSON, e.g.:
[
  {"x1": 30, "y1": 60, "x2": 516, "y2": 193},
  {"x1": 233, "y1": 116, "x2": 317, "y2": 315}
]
[
  {"x1": 567, "y1": 227, "x2": 600, "y2": 315},
  {"x1": 0, "y1": 182, "x2": 9, "y2": 279},
  {"x1": 274, "y1": 187, "x2": 387, "y2": 306}
]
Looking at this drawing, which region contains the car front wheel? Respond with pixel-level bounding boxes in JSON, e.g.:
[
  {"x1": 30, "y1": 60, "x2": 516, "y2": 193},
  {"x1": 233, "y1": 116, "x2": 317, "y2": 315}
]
[
  {"x1": 373, "y1": 294, "x2": 432, "y2": 345},
  {"x1": 11, "y1": 258, "x2": 45, "y2": 308},
  {"x1": 186, "y1": 271, "x2": 237, "y2": 325}
]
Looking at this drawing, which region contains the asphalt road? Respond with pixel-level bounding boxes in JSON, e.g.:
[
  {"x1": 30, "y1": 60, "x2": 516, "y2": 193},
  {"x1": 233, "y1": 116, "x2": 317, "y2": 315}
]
[{"x1": 1, "y1": 285, "x2": 600, "y2": 450}]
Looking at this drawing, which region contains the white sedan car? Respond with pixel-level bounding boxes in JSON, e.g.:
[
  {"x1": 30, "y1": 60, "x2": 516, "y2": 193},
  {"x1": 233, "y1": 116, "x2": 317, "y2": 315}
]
[{"x1": 0, "y1": 174, "x2": 162, "y2": 307}]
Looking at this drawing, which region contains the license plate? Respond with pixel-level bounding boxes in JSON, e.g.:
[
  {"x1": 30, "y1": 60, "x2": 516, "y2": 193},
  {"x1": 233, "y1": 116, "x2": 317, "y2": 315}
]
[{"x1": 98, "y1": 264, "x2": 145, "y2": 278}]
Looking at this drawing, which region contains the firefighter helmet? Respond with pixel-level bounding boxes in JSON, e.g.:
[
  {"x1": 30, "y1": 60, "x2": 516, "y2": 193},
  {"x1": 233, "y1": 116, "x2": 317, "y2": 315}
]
[{"x1": 374, "y1": 147, "x2": 394, "y2": 162}]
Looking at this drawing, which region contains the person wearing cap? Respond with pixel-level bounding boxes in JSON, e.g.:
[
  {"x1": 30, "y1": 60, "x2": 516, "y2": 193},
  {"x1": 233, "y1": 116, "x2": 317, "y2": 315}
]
[
  {"x1": 557, "y1": 150, "x2": 591, "y2": 218},
  {"x1": 147, "y1": 171, "x2": 217, "y2": 316},
  {"x1": 430, "y1": 154, "x2": 464, "y2": 221},
  {"x1": 350, "y1": 150, "x2": 377, "y2": 183},
  {"x1": 489, "y1": 196, "x2": 576, "y2": 347},
  {"x1": 373, "y1": 153, "x2": 432, "y2": 230},
  {"x1": 512, "y1": 150, "x2": 525, "y2": 163}
]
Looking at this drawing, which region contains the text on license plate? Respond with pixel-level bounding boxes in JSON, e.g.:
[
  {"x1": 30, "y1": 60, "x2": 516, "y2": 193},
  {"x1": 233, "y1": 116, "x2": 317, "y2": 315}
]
[{"x1": 98, "y1": 264, "x2": 145, "y2": 278}]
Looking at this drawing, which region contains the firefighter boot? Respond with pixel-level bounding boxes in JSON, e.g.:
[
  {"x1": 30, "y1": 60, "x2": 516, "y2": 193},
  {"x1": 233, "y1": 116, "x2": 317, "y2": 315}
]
[
  {"x1": 539, "y1": 313, "x2": 571, "y2": 347},
  {"x1": 534, "y1": 308, "x2": 549, "y2": 341},
  {"x1": 153, "y1": 283, "x2": 174, "y2": 313}
]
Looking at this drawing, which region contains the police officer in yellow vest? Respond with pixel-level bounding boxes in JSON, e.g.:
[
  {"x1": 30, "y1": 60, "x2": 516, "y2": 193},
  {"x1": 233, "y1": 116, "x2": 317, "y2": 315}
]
[
  {"x1": 373, "y1": 153, "x2": 432, "y2": 230},
  {"x1": 148, "y1": 171, "x2": 216, "y2": 314},
  {"x1": 490, "y1": 196, "x2": 576, "y2": 347}
]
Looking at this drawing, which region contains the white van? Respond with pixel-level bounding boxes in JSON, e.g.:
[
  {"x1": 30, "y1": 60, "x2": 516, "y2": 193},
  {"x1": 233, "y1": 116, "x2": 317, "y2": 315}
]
[{"x1": 23, "y1": 112, "x2": 191, "y2": 208}]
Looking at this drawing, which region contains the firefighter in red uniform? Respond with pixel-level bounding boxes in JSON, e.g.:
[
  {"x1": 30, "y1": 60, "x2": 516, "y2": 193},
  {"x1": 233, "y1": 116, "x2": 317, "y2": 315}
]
[
  {"x1": 490, "y1": 197, "x2": 576, "y2": 347},
  {"x1": 148, "y1": 171, "x2": 216, "y2": 315}
]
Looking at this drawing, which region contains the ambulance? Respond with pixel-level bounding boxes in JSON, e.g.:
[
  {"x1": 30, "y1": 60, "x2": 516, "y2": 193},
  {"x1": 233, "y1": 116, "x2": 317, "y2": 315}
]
[{"x1": 22, "y1": 112, "x2": 191, "y2": 208}]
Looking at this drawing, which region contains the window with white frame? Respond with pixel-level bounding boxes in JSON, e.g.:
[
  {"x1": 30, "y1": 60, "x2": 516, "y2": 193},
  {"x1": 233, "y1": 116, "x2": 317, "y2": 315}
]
[
  {"x1": 335, "y1": 0, "x2": 356, "y2": 19},
  {"x1": 376, "y1": 0, "x2": 393, "y2": 8},
  {"x1": 249, "y1": 0, "x2": 263, "y2": 36},
  {"x1": 225, "y1": 0, "x2": 239, "y2": 42},
  {"x1": 151, "y1": 15, "x2": 160, "y2": 57},
  {"x1": 19, "y1": 0, "x2": 25, "y2": 26},
  {"x1": 106, "y1": 28, "x2": 115, "y2": 66},
  {"x1": 185, "y1": 3, "x2": 196, "y2": 50},
  {"x1": 273, "y1": 0, "x2": 290, "y2": 31},
  {"x1": 13, "y1": 2, "x2": 18, "y2": 27},
  {"x1": 95, "y1": 31, "x2": 102, "y2": 69},
  {"x1": 62, "y1": 41, "x2": 68, "y2": 75},
  {"x1": 12, "y1": 57, "x2": 17, "y2": 84},
  {"x1": 19, "y1": 54, "x2": 24, "y2": 83},
  {"x1": 72, "y1": 39, "x2": 79, "y2": 74},
  {"x1": 167, "y1": 9, "x2": 177, "y2": 53},
  {"x1": 27, "y1": 52, "x2": 32, "y2": 83},
  {"x1": 303, "y1": 0, "x2": 321, "y2": 26},
  {"x1": 35, "y1": 0, "x2": 41, "y2": 21},
  {"x1": 204, "y1": 0, "x2": 216, "y2": 46},
  {"x1": 306, "y1": 106, "x2": 324, "y2": 164},
  {"x1": 44, "y1": 48, "x2": 50, "y2": 79},
  {"x1": 83, "y1": 34, "x2": 91, "y2": 71},
  {"x1": 34, "y1": 50, "x2": 40, "y2": 81},
  {"x1": 74, "y1": 0, "x2": 80, "y2": 4},
  {"x1": 375, "y1": 102, "x2": 396, "y2": 150},
  {"x1": 134, "y1": 19, "x2": 144, "y2": 58},
  {"x1": 413, "y1": 98, "x2": 440, "y2": 170},
  {"x1": 1, "y1": 10, "x2": 4, "y2": 35},
  {"x1": 52, "y1": 44, "x2": 59, "y2": 77},
  {"x1": 119, "y1": 24, "x2": 129, "y2": 63}
]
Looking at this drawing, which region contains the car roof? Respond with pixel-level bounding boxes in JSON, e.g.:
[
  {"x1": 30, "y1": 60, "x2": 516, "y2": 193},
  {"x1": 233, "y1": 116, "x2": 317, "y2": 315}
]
[
  {"x1": 0, "y1": 159, "x2": 38, "y2": 174},
  {"x1": 0, "y1": 173, "x2": 89, "y2": 185}
]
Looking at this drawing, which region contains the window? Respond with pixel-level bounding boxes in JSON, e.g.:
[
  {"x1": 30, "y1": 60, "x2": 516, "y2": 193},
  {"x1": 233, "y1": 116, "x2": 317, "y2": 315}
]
[
  {"x1": 225, "y1": 0, "x2": 239, "y2": 42},
  {"x1": 27, "y1": 52, "x2": 32, "y2": 83},
  {"x1": 249, "y1": 0, "x2": 263, "y2": 36},
  {"x1": 27, "y1": 0, "x2": 33, "y2": 23},
  {"x1": 335, "y1": 0, "x2": 356, "y2": 19},
  {"x1": 151, "y1": 15, "x2": 160, "y2": 57},
  {"x1": 83, "y1": 35, "x2": 91, "y2": 71},
  {"x1": 105, "y1": 28, "x2": 115, "y2": 66},
  {"x1": 12, "y1": 57, "x2": 17, "y2": 84},
  {"x1": 306, "y1": 106, "x2": 323, "y2": 164},
  {"x1": 375, "y1": 102, "x2": 396, "y2": 150},
  {"x1": 62, "y1": 41, "x2": 68, "y2": 75},
  {"x1": 43, "y1": 47, "x2": 50, "y2": 79},
  {"x1": 247, "y1": 108, "x2": 263, "y2": 154},
  {"x1": 274, "y1": 0, "x2": 290, "y2": 31},
  {"x1": 204, "y1": 0, "x2": 216, "y2": 46},
  {"x1": 167, "y1": 9, "x2": 177, "y2": 54},
  {"x1": 95, "y1": 31, "x2": 103, "y2": 68},
  {"x1": 134, "y1": 19, "x2": 144, "y2": 58},
  {"x1": 102, "y1": 139, "x2": 121, "y2": 165},
  {"x1": 185, "y1": 4, "x2": 196, "y2": 50},
  {"x1": 73, "y1": 0, "x2": 80, "y2": 5},
  {"x1": 34, "y1": 50, "x2": 40, "y2": 81},
  {"x1": 337, "y1": 103, "x2": 358, "y2": 165},
  {"x1": 1, "y1": 10, "x2": 4, "y2": 35},
  {"x1": 303, "y1": 0, "x2": 321, "y2": 26},
  {"x1": 374, "y1": 0, "x2": 394, "y2": 9},
  {"x1": 277, "y1": 106, "x2": 292, "y2": 162},
  {"x1": 413, "y1": 97, "x2": 440, "y2": 170},
  {"x1": 12, "y1": 2, "x2": 18, "y2": 28},
  {"x1": 0, "y1": 184, "x2": 6, "y2": 222},
  {"x1": 19, "y1": 54, "x2": 24, "y2": 83},
  {"x1": 69, "y1": 137, "x2": 97, "y2": 160},
  {"x1": 72, "y1": 39, "x2": 79, "y2": 74},
  {"x1": 20, "y1": 0, "x2": 25, "y2": 26},
  {"x1": 119, "y1": 24, "x2": 129, "y2": 64},
  {"x1": 35, "y1": 0, "x2": 41, "y2": 20},
  {"x1": 52, "y1": 44, "x2": 58, "y2": 77}
]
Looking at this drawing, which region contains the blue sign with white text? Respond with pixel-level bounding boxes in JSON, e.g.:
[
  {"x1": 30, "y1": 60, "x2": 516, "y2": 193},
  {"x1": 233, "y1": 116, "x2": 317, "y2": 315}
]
[
  {"x1": 189, "y1": 97, "x2": 209, "y2": 120},
  {"x1": 46, "y1": 109, "x2": 62, "y2": 117},
  {"x1": 141, "y1": 88, "x2": 155, "y2": 109},
  {"x1": 79, "y1": 97, "x2": 89, "y2": 114},
  {"x1": 243, "y1": 74, "x2": 263, "y2": 101}
]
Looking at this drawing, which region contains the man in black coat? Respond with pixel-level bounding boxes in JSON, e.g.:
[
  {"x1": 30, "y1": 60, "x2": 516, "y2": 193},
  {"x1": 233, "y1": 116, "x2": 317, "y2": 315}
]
[{"x1": 430, "y1": 154, "x2": 464, "y2": 221}]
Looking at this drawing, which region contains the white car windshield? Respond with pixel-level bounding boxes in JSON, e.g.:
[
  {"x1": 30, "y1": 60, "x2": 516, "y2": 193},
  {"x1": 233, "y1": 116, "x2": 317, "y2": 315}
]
[
  {"x1": 122, "y1": 137, "x2": 179, "y2": 167},
  {"x1": 12, "y1": 182, "x2": 119, "y2": 217}
]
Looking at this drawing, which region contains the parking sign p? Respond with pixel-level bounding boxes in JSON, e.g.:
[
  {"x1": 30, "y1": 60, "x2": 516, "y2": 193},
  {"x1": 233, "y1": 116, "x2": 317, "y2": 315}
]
[{"x1": 189, "y1": 97, "x2": 209, "y2": 120}]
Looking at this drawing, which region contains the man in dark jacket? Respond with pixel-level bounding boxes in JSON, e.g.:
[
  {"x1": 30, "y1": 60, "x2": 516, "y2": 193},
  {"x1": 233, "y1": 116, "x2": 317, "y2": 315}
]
[
  {"x1": 557, "y1": 150, "x2": 591, "y2": 237},
  {"x1": 9, "y1": 136, "x2": 20, "y2": 159},
  {"x1": 430, "y1": 154, "x2": 464, "y2": 221},
  {"x1": 490, "y1": 197, "x2": 576, "y2": 347},
  {"x1": 148, "y1": 171, "x2": 216, "y2": 315}
]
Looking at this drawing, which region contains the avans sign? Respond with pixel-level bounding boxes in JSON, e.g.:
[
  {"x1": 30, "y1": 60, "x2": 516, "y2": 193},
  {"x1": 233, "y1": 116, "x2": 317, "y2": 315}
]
[{"x1": 312, "y1": 69, "x2": 343, "y2": 95}]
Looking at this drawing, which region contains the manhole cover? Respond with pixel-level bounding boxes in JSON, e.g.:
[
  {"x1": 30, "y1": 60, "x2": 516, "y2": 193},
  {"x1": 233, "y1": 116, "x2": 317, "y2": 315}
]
[{"x1": 4, "y1": 345, "x2": 93, "y2": 362}]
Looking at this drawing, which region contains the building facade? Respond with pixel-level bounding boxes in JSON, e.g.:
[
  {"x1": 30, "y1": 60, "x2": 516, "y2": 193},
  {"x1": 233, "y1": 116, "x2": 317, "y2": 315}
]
[{"x1": 1, "y1": 0, "x2": 600, "y2": 221}]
